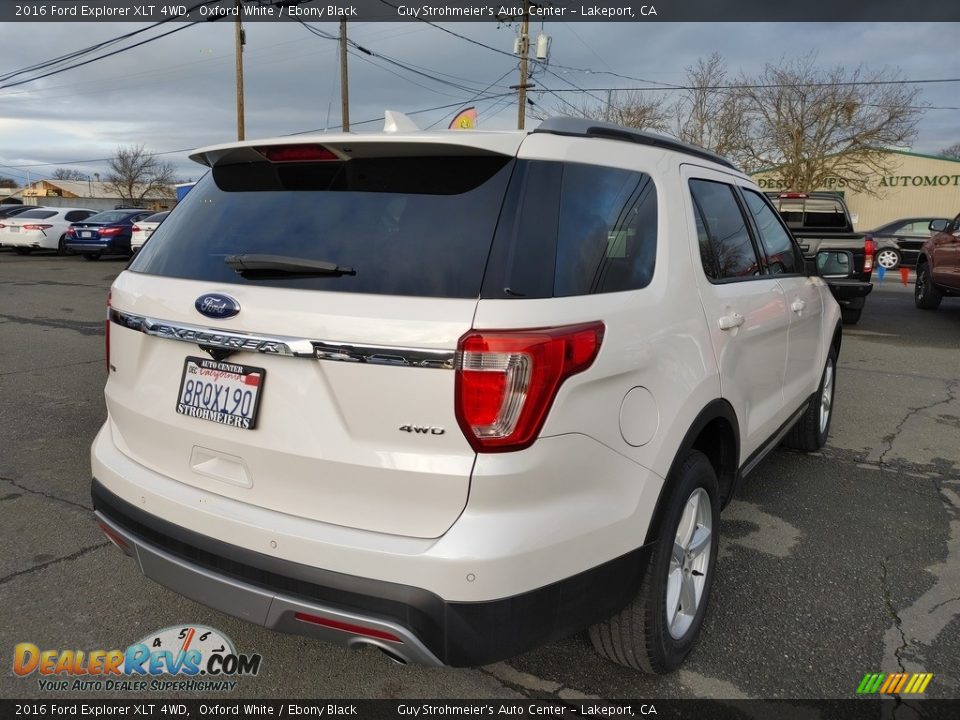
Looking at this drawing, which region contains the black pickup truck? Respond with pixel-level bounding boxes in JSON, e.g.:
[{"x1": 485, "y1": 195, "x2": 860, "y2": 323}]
[{"x1": 766, "y1": 192, "x2": 875, "y2": 324}]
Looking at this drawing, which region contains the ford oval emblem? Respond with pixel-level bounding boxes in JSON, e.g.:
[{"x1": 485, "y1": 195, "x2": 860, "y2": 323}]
[{"x1": 195, "y1": 293, "x2": 240, "y2": 320}]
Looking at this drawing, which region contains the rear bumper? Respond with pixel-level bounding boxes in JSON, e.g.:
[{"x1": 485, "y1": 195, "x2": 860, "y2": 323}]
[
  {"x1": 92, "y1": 478, "x2": 652, "y2": 666},
  {"x1": 65, "y1": 239, "x2": 129, "y2": 254}
]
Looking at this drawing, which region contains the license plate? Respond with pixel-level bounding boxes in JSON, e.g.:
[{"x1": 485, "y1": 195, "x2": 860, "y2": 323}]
[
  {"x1": 176, "y1": 356, "x2": 266, "y2": 430},
  {"x1": 81, "y1": 231, "x2": 92, "y2": 238},
  {"x1": 9, "y1": 226, "x2": 18, "y2": 232}
]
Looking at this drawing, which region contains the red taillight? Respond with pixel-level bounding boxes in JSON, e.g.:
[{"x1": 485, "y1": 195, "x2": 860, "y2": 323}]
[
  {"x1": 99, "y1": 226, "x2": 121, "y2": 236},
  {"x1": 105, "y1": 291, "x2": 111, "y2": 372},
  {"x1": 131, "y1": 225, "x2": 141, "y2": 233},
  {"x1": 864, "y1": 236, "x2": 876, "y2": 274},
  {"x1": 294, "y1": 612, "x2": 402, "y2": 643},
  {"x1": 22, "y1": 224, "x2": 53, "y2": 230},
  {"x1": 66, "y1": 227, "x2": 76, "y2": 237},
  {"x1": 455, "y1": 322, "x2": 605, "y2": 452},
  {"x1": 255, "y1": 144, "x2": 339, "y2": 163}
]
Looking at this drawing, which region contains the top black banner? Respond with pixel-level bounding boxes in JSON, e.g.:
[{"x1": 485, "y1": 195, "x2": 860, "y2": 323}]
[{"x1": 4, "y1": 0, "x2": 960, "y2": 23}]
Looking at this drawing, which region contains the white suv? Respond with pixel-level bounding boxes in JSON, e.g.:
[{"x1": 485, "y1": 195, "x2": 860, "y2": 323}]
[{"x1": 92, "y1": 117, "x2": 841, "y2": 672}]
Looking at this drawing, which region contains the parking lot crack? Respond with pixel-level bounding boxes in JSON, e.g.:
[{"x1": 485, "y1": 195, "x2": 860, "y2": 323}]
[
  {"x1": 880, "y1": 560, "x2": 908, "y2": 673},
  {"x1": 0, "y1": 313, "x2": 103, "y2": 336},
  {"x1": 877, "y1": 380, "x2": 958, "y2": 468},
  {"x1": 0, "y1": 542, "x2": 110, "y2": 587},
  {"x1": 0, "y1": 476, "x2": 92, "y2": 512}
]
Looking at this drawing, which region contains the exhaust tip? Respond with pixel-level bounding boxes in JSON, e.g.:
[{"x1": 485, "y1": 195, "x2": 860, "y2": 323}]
[{"x1": 348, "y1": 639, "x2": 408, "y2": 665}]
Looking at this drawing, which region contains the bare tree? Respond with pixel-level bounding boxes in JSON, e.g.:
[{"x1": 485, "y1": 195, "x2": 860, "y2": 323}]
[
  {"x1": 103, "y1": 145, "x2": 175, "y2": 204},
  {"x1": 939, "y1": 142, "x2": 960, "y2": 159},
  {"x1": 531, "y1": 88, "x2": 670, "y2": 132},
  {"x1": 0, "y1": 176, "x2": 17, "y2": 189},
  {"x1": 736, "y1": 55, "x2": 921, "y2": 194},
  {"x1": 52, "y1": 168, "x2": 88, "y2": 181},
  {"x1": 673, "y1": 54, "x2": 753, "y2": 168}
]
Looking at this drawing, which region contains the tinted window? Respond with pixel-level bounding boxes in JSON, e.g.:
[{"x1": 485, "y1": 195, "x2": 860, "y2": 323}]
[
  {"x1": 803, "y1": 198, "x2": 847, "y2": 228},
  {"x1": 554, "y1": 164, "x2": 656, "y2": 296},
  {"x1": 742, "y1": 190, "x2": 801, "y2": 274},
  {"x1": 64, "y1": 210, "x2": 93, "y2": 222},
  {"x1": 131, "y1": 157, "x2": 515, "y2": 299},
  {"x1": 482, "y1": 161, "x2": 657, "y2": 298},
  {"x1": 17, "y1": 209, "x2": 57, "y2": 219},
  {"x1": 143, "y1": 211, "x2": 169, "y2": 223},
  {"x1": 690, "y1": 179, "x2": 760, "y2": 280}
]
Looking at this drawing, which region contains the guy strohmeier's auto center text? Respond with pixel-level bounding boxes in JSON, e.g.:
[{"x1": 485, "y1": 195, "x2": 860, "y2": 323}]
[{"x1": 12, "y1": 3, "x2": 652, "y2": 20}]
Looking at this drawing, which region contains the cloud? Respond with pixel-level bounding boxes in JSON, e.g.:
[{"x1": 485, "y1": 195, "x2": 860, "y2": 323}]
[{"x1": 1, "y1": 20, "x2": 958, "y2": 184}]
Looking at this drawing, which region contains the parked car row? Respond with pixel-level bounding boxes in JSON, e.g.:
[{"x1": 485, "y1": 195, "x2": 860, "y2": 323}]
[
  {"x1": 0, "y1": 205, "x2": 169, "y2": 258},
  {"x1": 865, "y1": 216, "x2": 951, "y2": 270}
]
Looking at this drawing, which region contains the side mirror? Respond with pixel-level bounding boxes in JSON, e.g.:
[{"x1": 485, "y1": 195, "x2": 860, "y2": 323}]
[
  {"x1": 816, "y1": 250, "x2": 855, "y2": 278},
  {"x1": 929, "y1": 219, "x2": 949, "y2": 233}
]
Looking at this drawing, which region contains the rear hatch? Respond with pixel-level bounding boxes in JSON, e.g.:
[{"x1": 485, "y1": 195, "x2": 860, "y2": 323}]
[{"x1": 107, "y1": 134, "x2": 523, "y2": 538}]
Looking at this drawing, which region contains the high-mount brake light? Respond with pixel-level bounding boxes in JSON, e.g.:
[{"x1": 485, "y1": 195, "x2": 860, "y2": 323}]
[
  {"x1": 255, "y1": 144, "x2": 339, "y2": 163},
  {"x1": 455, "y1": 322, "x2": 605, "y2": 452},
  {"x1": 779, "y1": 193, "x2": 808, "y2": 198}
]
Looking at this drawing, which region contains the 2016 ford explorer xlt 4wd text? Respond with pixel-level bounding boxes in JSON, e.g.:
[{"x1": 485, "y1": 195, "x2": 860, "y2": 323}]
[{"x1": 92, "y1": 116, "x2": 847, "y2": 673}]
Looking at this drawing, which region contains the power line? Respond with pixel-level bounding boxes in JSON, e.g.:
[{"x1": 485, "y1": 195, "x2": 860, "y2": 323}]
[{"x1": 0, "y1": 1, "x2": 225, "y2": 91}]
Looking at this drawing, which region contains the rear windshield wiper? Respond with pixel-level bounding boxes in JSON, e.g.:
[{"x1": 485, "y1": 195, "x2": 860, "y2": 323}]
[{"x1": 224, "y1": 254, "x2": 356, "y2": 277}]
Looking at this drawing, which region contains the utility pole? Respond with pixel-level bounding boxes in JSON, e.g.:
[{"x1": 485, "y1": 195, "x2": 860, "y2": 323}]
[
  {"x1": 515, "y1": 0, "x2": 530, "y2": 130},
  {"x1": 234, "y1": 0, "x2": 245, "y2": 141},
  {"x1": 339, "y1": 17, "x2": 350, "y2": 132}
]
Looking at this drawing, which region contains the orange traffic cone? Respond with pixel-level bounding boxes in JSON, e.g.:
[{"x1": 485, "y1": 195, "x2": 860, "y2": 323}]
[{"x1": 900, "y1": 267, "x2": 910, "y2": 286}]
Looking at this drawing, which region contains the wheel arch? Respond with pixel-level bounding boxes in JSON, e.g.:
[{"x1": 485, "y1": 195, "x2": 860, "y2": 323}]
[{"x1": 643, "y1": 399, "x2": 740, "y2": 547}]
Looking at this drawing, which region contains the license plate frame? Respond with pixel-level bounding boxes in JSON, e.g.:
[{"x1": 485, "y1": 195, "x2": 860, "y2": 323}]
[{"x1": 175, "y1": 356, "x2": 266, "y2": 430}]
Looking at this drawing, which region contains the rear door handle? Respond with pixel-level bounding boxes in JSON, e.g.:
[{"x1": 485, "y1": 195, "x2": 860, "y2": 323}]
[
  {"x1": 718, "y1": 313, "x2": 745, "y2": 331},
  {"x1": 791, "y1": 299, "x2": 806, "y2": 314}
]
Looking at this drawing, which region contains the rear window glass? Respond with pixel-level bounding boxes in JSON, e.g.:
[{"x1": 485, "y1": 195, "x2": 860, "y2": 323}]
[
  {"x1": 143, "y1": 212, "x2": 170, "y2": 223},
  {"x1": 130, "y1": 156, "x2": 515, "y2": 298},
  {"x1": 85, "y1": 210, "x2": 134, "y2": 224},
  {"x1": 774, "y1": 197, "x2": 847, "y2": 229},
  {"x1": 16, "y1": 209, "x2": 57, "y2": 219}
]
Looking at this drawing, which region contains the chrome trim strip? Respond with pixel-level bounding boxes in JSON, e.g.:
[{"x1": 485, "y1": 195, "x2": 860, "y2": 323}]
[{"x1": 109, "y1": 309, "x2": 455, "y2": 369}]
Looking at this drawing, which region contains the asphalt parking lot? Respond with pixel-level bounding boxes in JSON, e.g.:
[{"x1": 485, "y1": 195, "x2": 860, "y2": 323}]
[{"x1": 1, "y1": 252, "x2": 958, "y2": 701}]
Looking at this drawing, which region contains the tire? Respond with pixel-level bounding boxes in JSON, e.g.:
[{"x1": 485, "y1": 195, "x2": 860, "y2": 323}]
[
  {"x1": 875, "y1": 248, "x2": 900, "y2": 271},
  {"x1": 915, "y1": 263, "x2": 942, "y2": 310},
  {"x1": 13, "y1": 247, "x2": 31, "y2": 255},
  {"x1": 840, "y1": 307, "x2": 862, "y2": 324},
  {"x1": 784, "y1": 346, "x2": 837, "y2": 452},
  {"x1": 82, "y1": 253, "x2": 101, "y2": 261},
  {"x1": 57, "y1": 235, "x2": 69, "y2": 256},
  {"x1": 589, "y1": 451, "x2": 719, "y2": 673}
]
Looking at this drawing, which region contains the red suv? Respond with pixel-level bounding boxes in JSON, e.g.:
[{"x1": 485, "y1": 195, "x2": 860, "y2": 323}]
[{"x1": 915, "y1": 215, "x2": 960, "y2": 309}]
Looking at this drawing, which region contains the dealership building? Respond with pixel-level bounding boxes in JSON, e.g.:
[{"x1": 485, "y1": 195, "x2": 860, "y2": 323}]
[{"x1": 752, "y1": 149, "x2": 960, "y2": 231}]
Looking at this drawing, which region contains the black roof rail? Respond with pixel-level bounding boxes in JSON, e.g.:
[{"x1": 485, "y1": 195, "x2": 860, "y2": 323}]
[{"x1": 532, "y1": 117, "x2": 739, "y2": 170}]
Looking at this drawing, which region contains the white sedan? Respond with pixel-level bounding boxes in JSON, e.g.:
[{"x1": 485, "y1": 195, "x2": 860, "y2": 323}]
[
  {"x1": 130, "y1": 210, "x2": 170, "y2": 252},
  {"x1": 0, "y1": 207, "x2": 98, "y2": 255}
]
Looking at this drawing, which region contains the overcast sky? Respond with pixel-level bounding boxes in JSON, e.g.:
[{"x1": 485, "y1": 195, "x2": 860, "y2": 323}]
[{"x1": 1, "y1": 21, "x2": 958, "y2": 185}]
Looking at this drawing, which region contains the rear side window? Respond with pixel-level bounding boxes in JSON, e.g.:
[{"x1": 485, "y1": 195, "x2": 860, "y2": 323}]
[
  {"x1": 131, "y1": 157, "x2": 515, "y2": 298},
  {"x1": 690, "y1": 179, "x2": 760, "y2": 281},
  {"x1": 482, "y1": 160, "x2": 657, "y2": 298},
  {"x1": 741, "y1": 190, "x2": 802, "y2": 274}
]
